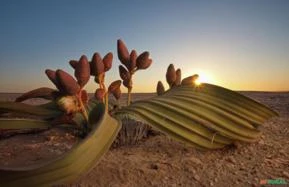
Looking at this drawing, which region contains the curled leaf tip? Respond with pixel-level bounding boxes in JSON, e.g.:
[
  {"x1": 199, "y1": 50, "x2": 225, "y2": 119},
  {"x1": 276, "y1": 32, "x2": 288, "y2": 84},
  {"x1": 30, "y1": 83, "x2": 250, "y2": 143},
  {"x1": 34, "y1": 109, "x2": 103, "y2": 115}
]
[{"x1": 15, "y1": 87, "x2": 57, "y2": 102}]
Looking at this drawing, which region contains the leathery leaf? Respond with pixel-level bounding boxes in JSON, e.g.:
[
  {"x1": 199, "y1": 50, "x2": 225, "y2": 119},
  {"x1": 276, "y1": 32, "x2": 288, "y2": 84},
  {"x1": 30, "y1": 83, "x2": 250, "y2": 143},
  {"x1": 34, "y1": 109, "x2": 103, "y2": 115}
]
[
  {"x1": 0, "y1": 102, "x2": 121, "y2": 187},
  {"x1": 0, "y1": 119, "x2": 50, "y2": 129},
  {"x1": 115, "y1": 83, "x2": 277, "y2": 149},
  {"x1": 0, "y1": 101, "x2": 62, "y2": 119}
]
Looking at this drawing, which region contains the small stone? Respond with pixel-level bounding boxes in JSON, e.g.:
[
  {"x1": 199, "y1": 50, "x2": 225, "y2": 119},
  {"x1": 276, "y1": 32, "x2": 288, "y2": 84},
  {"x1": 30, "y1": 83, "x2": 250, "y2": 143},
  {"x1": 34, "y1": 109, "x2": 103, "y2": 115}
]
[
  {"x1": 283, "y1": 171, "x2": 289, "y2": 178},
  {"x1": 227, "y1": 156, "x2": 236, "y2": 164},
  {"x1": 248, "y1": 146, "x2": 254, "y2": 152},
  {"x1": 188, "y1": 156, "x2": 202, "y2": 165},
  {"x1": 150, "y1": 163, "x2": 158, "y2": 170},
  {"x1": 210, "y1": 181, "x2": 214, "y2": 186},
  {"x1": 233, "y1": 141, "x2": 242, "y2": 149},
  {"x1": 266, "y1": 155, "x2": 273, "y2": 159},
  {"x1": 239, "y1": 166, "x2": 246, "y2": 171},
  {"x1": 258, "y1": 139, "x2": 265, "y2": 145},
  {"x1": 191, "y1": 168, "x2": 196, "y2": 174},
  {"x1": 193, "y1": 174, "x2": 201, "y2": 182}
]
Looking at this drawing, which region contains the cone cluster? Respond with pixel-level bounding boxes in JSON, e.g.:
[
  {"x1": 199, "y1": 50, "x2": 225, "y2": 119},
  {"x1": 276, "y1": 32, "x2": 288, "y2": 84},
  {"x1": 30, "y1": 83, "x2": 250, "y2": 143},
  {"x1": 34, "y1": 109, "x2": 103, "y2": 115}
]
[
  {"x1": 157, "y1": 64, "x2": 199, "y2": 95},
  {"x1": 117, "y1": 39, "x2": 152, "y2": 90}
]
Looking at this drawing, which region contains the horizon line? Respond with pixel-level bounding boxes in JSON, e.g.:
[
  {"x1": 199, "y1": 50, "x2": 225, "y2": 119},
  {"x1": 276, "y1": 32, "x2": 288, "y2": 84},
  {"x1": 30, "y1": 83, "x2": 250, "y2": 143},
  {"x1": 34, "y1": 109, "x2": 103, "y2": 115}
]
[{"x1": 1, "y1": 90, "x2": 289, "y2": 94}]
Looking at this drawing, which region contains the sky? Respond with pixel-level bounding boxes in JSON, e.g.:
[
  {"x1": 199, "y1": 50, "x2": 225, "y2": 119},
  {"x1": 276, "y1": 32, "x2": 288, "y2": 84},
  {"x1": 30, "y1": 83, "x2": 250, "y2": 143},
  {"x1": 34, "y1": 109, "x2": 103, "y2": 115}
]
[{"x1": 0, "y1": 0, "x2": 289, "y2": 93}]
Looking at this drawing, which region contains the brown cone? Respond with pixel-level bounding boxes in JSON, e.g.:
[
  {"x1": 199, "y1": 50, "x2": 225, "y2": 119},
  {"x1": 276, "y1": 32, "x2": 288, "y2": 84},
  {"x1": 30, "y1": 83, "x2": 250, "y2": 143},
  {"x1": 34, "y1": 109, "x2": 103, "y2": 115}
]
[
  {"x1": 166, "y1": 64, "x2": 176, "y2": 88},
  {"x1": 56, "y1": 69, "x2": 80, "y2": 95},
  {"x1": 129, "y1": 50, "x2": 137, "y2": 72},
  {"x1": 108, "y1": 80, "x2": 122, "y2": 93},
  {"x1": 117, "y1": 39, "x2": 130, "y2": 68},
  {"x1": 123, "y1": 79, "x2": 132, "y2": 89},
  {"x1": 108, "y1": 80, "x2": 122, "y2": 100},
  {"x1": 69, "y1": 60, "x2": 78, "y2": 69},
  {"x1": 136, "y1": 51, "x2": 152, "y2": 70},
  {"x1": 175, "y1": 69, "x2": 182, "y2": 86},
  {"x1": 119, "y1": 65, "x2": 131, "y2": 81},
  {"x1": 90, "y1": 52, "x2": 104, "y2": 76},
  {"x1": 45, "y1": 69, "x2": 62, "y2": 91},
  {"x1": 75, "y1": 55, "x2": 90, "y2": 88},
  {"x1": 95, "y1": 88, "x2": 105, "y2": 101},
  {"x1": 103, "y1": 52, "x2": 113, "y2": 72},
  {"x1": 181, "y1": 74, "x2": 199, "y2": 86},
  {"x1": 156, "y1": 81, "x2": 165, "y2": 96},
  {"x1": 112, "y1": 88, "x2": 121, "y2": 100}
]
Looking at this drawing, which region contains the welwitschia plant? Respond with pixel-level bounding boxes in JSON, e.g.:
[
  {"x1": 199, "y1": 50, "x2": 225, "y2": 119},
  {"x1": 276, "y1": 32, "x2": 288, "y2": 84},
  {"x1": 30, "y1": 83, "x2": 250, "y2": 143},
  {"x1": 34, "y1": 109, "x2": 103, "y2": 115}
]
[{"x1": 0, "y1": 40, "x2": 278, "y2": 186}]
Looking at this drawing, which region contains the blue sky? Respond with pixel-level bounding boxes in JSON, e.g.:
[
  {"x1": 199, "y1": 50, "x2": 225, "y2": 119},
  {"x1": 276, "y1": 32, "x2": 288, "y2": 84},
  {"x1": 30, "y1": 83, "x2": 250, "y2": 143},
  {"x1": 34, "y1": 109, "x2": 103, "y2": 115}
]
[{"x1": 1, "y1": 0, "x2": 289, "y2": 92}]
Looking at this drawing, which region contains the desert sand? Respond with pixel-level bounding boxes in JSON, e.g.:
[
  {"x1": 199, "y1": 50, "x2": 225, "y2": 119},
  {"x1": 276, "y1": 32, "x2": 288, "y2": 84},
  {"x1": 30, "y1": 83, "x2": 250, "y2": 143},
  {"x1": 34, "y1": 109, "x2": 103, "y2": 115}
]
[{"x1": 0, "y1": 92, "x2": 288, "y2": 187}]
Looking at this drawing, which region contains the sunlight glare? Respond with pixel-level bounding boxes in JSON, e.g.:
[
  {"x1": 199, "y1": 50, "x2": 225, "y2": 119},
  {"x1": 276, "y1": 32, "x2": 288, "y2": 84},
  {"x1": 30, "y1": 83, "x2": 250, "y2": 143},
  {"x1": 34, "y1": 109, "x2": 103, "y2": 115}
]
[
  {"x1": 194, "y1": 78, "x2": 201, "y2": 86},
  {"x1": 197, "y1": 73, "x2": 211, "y2": 84},
  {"x1": 184, "y1": 69, "x2": 215, "y2": 86}
]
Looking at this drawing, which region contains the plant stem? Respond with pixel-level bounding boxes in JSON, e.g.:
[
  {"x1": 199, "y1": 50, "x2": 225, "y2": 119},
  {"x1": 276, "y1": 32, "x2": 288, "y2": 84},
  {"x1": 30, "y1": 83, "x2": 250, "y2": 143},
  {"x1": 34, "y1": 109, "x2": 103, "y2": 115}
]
[
  {"x1": 78, "y1": 94, "x2": 89, "y2": 133},
  {"x1": 101, "y1": 83, "x2": 109, "y2": 113},
  {"x1": 127, "y1": 72, "x2": 134, "y2": 106},
  {"x1": 127, "y1": 88, "x2": 132, "y2": 106},
  {"x1": 103, "y1": 85, "x2": 107, "y2": 113}
]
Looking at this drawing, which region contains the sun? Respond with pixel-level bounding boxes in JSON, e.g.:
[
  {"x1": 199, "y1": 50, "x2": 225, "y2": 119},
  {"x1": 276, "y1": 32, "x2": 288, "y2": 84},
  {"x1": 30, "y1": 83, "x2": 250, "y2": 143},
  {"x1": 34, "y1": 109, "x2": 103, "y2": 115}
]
[
  {"x1": 194, "y1": 78, "x2": 202, "y2": 86},
  {"x1": 183, "y1": 69, "x2": 215, "y2": 86},
  {"x1": 196, "y1": 73, "x2": 211, "y2": 84}
]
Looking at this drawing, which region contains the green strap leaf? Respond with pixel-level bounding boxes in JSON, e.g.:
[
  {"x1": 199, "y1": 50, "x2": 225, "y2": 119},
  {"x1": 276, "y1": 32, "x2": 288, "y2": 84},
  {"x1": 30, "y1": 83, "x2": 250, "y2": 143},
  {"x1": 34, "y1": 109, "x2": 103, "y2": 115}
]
[
  {"x1": 0, "y1": 103, "x2": 122, "y2": 187},
  {"x1": 115, "y1": 83, "x2": 278, "y2": 149},
  {"x1": 0, "y1": 119, "x2": 50, "y2": 129},
  {"x1": 0, "y1": 101, "x2": 62, "y2": 118}
]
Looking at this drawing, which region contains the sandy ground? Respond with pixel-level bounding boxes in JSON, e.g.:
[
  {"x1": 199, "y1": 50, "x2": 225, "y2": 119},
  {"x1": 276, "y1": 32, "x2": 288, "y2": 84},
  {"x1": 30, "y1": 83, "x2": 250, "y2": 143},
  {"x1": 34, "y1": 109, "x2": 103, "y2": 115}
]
[{"x1": 0, "y1": 92, "x2": 288, "y2": 187}]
